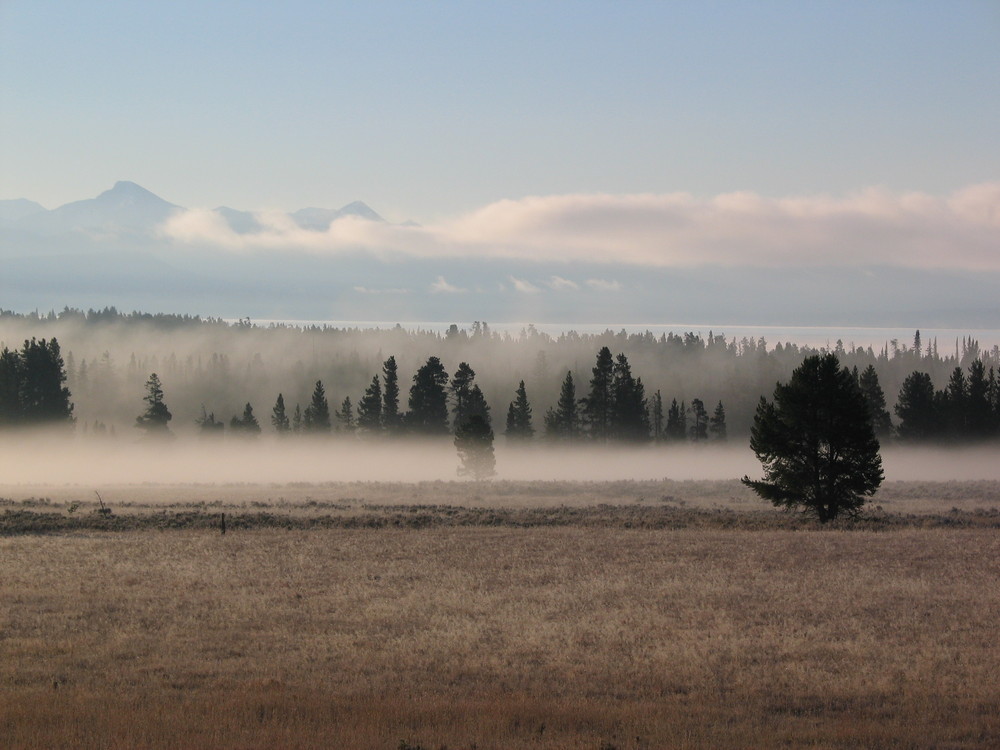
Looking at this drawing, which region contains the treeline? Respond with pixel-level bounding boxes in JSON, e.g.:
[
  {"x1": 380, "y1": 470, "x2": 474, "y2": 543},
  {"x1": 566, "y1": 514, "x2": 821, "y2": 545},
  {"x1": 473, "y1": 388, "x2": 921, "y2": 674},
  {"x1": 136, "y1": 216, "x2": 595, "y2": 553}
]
[
  {"x1": 2, "y1": 310, "x2": 999, "y2": 443},
  {"x1": 134, "y1": 348, "x2": 730, "y2": 447}
]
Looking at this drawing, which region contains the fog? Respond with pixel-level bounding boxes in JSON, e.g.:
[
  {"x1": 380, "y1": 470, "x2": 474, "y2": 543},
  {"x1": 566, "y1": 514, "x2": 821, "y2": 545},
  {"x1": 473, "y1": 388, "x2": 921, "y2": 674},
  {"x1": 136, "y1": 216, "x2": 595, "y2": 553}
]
[{"x1": 2, "y1": 433, "x2": 998, "y2": 492}]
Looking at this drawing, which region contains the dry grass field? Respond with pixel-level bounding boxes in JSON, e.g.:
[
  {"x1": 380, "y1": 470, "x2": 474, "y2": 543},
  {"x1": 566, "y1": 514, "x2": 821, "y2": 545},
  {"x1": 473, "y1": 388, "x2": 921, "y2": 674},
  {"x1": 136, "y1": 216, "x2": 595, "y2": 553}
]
[{"x1": 2, "y1": 481, "x2": 1000, "y2": 749}]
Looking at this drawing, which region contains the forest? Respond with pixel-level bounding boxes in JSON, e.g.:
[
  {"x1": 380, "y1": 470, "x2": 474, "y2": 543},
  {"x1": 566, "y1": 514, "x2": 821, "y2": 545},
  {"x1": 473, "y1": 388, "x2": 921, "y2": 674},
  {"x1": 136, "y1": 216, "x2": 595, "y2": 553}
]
[{"x1": 1, "y1": 307, "x2": 999, "y2": 445}]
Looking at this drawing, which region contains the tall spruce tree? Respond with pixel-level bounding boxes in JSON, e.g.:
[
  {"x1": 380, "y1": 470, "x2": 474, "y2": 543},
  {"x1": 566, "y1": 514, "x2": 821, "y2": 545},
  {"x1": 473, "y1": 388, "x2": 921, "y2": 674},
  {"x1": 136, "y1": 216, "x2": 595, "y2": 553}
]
[
  {"x1": 544, "y1": 370, "x2": 580, "y2": 441},
  {"x1": 271, "y1": 393, "x2": 290, "y2": 434},
  {"x1": 382, "y1": 356, "x2": 400, "y2": 434},
  {"x1": 450, "y1": 362, "x2": 477, "y2": 430},
  {"x1": 610, "y1": 352, "x2": 649, "y2": 441},
  {"x1": 895, "y1": 371, "x2": 941, "y2": 440},
  {"x1": 665, "y1": 398, "x2": 686, "y2": 441},
  {"x1": 455, "y1": 414, "x2": 496, "y2": 480},
  {"x1": 357, "y1": 375, "x2": 383, "y2": 435},
  {"x1": 0, "y1": 347, "x2": 23, "y2": 425},
  {"x1": 15, "y1": 338, "x2": 74, "y2": 425},
  {"x1": 302, "y1": 380, "x2": 331, "y2": 433},
  {"x1": 651, "y1": 390, "x2": 664, "y2": 442},
  {"x1": 689, "y1": 398, "x2": 709, "y2": 442},
  {"x1": 582, "y1": 347, "x2": 614, "y2": 442},
  {"x1": 407, "y1": 356, "x2": 450, "y2": 435},
  {"x1": 858, "y1": 365, "x2": 892, "y2": 439},
  {"x1": 709, "y1": 400, "x2": 727, "y2": 441},
  {"x1": 230, "y1": 403, "x2": 261, "y2": 437},
  {"x1": 966, "y1": 360, "x2": 992, "y2": 439},
  {"x1": 135, "y1": 373, "x2": 172, "y2": 438},
  {"x1": 505, "y1": 380, "x2": 534, "y2": 441}
]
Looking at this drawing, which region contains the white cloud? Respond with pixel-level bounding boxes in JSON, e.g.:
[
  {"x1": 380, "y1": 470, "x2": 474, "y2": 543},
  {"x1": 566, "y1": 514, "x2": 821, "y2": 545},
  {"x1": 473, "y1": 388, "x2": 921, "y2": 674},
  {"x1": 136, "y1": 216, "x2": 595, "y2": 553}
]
[
  {"x1": 585, "y1": 278, "x2": 622, "y2": 292},
  {"x1": 429, "y1": 276, "x2": 466, "y2": 294},
  {"x1": 509, "y1": 276, "x2": 542, "y2": 293},
  {"x1": 159, "y1": 183, "x2": 1000, "y2": 270},
  {"x1": 546, "y1": 275, "x2": 579, "y2": 290}
]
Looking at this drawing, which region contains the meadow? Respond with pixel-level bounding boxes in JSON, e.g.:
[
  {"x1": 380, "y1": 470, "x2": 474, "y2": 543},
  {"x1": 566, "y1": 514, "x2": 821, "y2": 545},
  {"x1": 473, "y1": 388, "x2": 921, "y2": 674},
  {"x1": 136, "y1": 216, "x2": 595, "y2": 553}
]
[{"x1": 2, "y1": 480, "x2": 1000, "y2": 749}]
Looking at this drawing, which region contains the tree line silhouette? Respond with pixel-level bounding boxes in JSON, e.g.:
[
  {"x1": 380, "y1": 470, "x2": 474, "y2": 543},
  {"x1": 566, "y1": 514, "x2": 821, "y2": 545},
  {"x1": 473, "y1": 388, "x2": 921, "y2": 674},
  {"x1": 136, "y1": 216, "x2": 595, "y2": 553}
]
[{"x1": 1, "y1": 310, "x2": 999, "y2": 444}]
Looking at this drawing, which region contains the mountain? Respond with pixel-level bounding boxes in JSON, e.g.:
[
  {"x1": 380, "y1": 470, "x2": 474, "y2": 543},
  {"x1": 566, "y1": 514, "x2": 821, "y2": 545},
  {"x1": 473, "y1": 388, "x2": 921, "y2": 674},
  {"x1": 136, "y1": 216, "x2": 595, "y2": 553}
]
[
  {"x1": 12, "y1": 181, "x2": 181, "y2": 237},
  {"x1": 0, "y1": 198, "x2": 47, "y2": 227},
  {"x1": 291, "y1": 201, "x2": 383, "y2": 231}
]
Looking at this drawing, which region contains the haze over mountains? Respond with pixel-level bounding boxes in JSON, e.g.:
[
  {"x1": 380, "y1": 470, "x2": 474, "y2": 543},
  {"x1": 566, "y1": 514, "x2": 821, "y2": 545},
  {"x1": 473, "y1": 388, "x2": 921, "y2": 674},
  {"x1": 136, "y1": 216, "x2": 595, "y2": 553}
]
[{"x1": 2, "y1": 182, "x2": 998, "y2": 328}]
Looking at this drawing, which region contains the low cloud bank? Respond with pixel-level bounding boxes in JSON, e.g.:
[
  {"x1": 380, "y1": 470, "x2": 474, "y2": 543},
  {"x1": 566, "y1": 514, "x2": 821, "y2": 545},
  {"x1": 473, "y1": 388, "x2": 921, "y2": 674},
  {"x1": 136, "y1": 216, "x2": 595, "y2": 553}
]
[{"x1": 160, "y1": 184, "x2": 1000, "y2": 270}]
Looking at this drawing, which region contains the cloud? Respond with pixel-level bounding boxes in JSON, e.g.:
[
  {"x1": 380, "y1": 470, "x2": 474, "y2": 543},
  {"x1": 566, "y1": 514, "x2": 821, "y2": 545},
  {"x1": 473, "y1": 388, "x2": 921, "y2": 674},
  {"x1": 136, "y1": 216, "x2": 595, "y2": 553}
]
[
  {"x1": 546, "y1": 275, "x2": 579, "y2": 291},
  {"x1": 352, "y1": 286, "x2": 409, "y2": 295},
  {"x1": 159, "y1": 183, "x2": 1000, "y2": 270},
  {"x1": 585, "y1": 278, "x2": 622, "y2": 292},
  {"x1": 429, "y1": 276, "x2": 466, "y2": 294},
  {"x1": 509, "y1": 276, "x2": 542, "y2": 293}
]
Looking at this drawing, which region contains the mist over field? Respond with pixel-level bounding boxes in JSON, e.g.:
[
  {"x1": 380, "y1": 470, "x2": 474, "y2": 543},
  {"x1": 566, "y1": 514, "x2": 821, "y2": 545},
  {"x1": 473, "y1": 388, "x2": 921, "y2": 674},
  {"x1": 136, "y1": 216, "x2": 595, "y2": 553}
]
[{"x1": 2, "y1": 431, "x2": 997, "y2": 489}]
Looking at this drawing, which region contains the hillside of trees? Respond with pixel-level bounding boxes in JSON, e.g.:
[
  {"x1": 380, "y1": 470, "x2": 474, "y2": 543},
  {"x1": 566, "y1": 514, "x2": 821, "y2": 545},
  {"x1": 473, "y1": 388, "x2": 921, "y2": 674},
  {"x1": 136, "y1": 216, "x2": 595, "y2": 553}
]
[{"x1": 1, "y1": 307, "x2": 999, "y2": 444}]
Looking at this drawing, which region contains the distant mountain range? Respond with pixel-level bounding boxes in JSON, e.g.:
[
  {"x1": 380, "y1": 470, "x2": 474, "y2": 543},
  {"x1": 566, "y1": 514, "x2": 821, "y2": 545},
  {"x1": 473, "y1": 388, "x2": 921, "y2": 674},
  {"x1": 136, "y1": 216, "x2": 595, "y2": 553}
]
[
  {"x1": 0, "y1": 181, "x2": 384, "y2": 237},
  {"x1": 1, "y1": 182, "x2": 998, "y2": 329}
]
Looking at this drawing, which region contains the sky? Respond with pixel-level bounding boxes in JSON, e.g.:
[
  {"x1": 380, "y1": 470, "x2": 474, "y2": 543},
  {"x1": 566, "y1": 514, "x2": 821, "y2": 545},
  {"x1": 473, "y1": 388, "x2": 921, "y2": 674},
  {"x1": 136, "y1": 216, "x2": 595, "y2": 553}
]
[{"x1": 2, "y1": 0, "x2": 999, "y2": 225}]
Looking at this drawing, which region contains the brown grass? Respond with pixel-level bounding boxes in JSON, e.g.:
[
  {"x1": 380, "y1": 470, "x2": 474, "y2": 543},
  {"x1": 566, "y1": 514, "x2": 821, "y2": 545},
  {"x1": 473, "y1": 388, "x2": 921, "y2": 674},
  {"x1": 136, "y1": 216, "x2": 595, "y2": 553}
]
[{"x1": 3, "y1": 514, "x2": 1000, "y2": 748}]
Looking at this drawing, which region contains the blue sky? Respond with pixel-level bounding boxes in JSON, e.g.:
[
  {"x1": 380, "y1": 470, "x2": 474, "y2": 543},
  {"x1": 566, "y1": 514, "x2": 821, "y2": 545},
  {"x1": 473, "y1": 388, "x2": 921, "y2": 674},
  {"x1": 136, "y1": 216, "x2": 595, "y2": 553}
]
[{"x1": 2, "y1": 1, "x2": 998, "y2": 222}]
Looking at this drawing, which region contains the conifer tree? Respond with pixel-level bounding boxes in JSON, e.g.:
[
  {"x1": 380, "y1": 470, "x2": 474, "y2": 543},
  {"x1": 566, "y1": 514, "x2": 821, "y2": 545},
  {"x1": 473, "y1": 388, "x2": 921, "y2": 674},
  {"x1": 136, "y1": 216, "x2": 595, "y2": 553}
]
[
  {"x1": 895, "y1": 371, "x2": 941, "y2": 441},
  {"x1": 689, "y1": 398, "x2": 709, "y2": 442},
  {"x1": 455, "y1": 414, "x2": 496, "y2": 480},
  {"x1": 582, "y1": 347, "x2": 614, "y2": 442},
  {"x1": 504, "y1": 380, "x2": 534, "y2": 441},
  {"x1": 382, "y1": 356, "x2": 400, "y2": 434},
  {"x1": 135, "y1": 373, "x2": 172, "y2": 438},
  {"x1": 357, "y1": 375, "x2": 383, "y2": 435},
  {"x1": 196, "y1": 405, "x2": 224, "y2": 437},
  {"x1": 709, "y1": 400, "x2": 727, "y2": 441},
  {"x1": 544, "y1": 370, "x2": 580, "y2": 441},
  {"x1": 0, "y1": 347, "x2": 22, "y2": 426},
  {"x1": 966, "y1": 360, "x2": 992, "y2": 439},
  {"x1": 858, "y1": 365, "x2": 892, "y2": 439},
  {"x1": 271, "y1": 393, "x2": 290, "y2": 434},
  {"x1": 665, "y1": 398, "x2": 686, "y2": 441},
  {"x1": 292, "y1": 403, "x2": 303, "y2": 433},
  {"x1": 450, "y1": 362, "x2": 477, "y2": 429},
  {"x1": 407, "y1": 356, "x2": 450, "y2": 435},
  {"x1": 230, "y1": 402, "x2": 261, "y2": 437},
  {"x1": 651, "y1": 390, "x2": 664, "y2": 442},
  {"x1": 610, "y1": 352, "x2": 649, "y2": 442},
  {"x1": 15, "y1": 338, "x2": 74, "y2": 425},
  {"x1": 336, "y1": 396, "x2": 355, "y2": 434},
  {"x1": 303, "y1": 380, "x2": 331, "y2": 433}
]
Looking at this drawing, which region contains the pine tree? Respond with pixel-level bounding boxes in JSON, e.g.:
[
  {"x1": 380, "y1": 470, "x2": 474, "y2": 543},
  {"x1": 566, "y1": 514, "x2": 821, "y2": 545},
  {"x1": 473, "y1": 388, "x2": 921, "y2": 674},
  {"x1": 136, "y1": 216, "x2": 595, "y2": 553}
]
[
  {"x1": 450, "y1": 362, "x2": 477, "y2": 430},
  {"x1": 895, "y1": 371, "x2": 941, "y2": 441},
  {"x1": 230, "y1": 402, "x2": 261, "y2": 437},
  {"x1": 303, "y1": 380, "x2": 331, "y2": 433},
  {"x1": 943, "y1": 367, "x2": 969, "y2": 440},
  {"x1": 610, "y1": 352, "x2": 649, "y2": 442},
  {"x1": 292, "y1": 403, "x2": 303, "y2": 433},
  {"x1": 665, "y1": 398, "x2": 686, "y2": 441},
  {"x1": 357, "y1": 375, "x2": 383, "y2": 435},
  {"x1": 336, "y1": 396, "x2": 355, "y2": 434},
  {"x1": 196, "y1": 405, "x2": 224, "y2": 438},
  {"x1": 135, "y1": 373, "x2": 172, "y2": 438},
  {"x1": 858, "y1": 365, "x2": 892, "y2": 439},
  {"x1": 382, "y1": 355, "x2": 400, "y2": 434},
  {"x1": 15, "y1": 338, "x2": 74, "y2": 425},
  {"x1": 689, "y1": 398, "x2": 709, "y2": 442},
  {"x1": 709, "y1": 400, "x2": 727, "y2": 441},
  {"x1": 651, "y1": 390, "x2": 664, "y2": 442},
  {"x1": 966, "y1": 360, "x2": 992, "y2": 439},
  {"x1": 504, "y1": 380, "x2": 534, "y2": 441},
  {"x1": 407, "y1": 356, "x2": 450, "y2": 435},
  {"x1": 544, "y1": 370, "x2": 579, "y2": 441},
  {"x1": 271, "y1": 393, "x2": 290, "y2": 434},
  {"x1": 582, "y1": 347, "x2": 614, "y2": 442},
  {"x1": 0, "y1": 347, "x2": 23, "y2": 426},
  {"x1": 455, "y1": 414, "x2": 496, "y2": 480}
]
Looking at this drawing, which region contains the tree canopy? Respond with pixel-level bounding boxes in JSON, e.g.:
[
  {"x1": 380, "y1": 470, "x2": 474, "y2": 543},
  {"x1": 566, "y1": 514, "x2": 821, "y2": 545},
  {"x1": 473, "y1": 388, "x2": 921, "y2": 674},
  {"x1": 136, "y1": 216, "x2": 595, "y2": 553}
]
[{"x1": 742, "y1": 354, "x2": 884, "y2": 523}]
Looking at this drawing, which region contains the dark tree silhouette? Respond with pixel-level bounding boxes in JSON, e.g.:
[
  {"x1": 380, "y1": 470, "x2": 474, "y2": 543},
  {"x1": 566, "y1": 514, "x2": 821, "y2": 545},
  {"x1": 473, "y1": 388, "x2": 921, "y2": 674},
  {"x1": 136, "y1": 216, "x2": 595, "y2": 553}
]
[
  {"x1": 505, "y1": 380, "x2": 534, "y2": 441},
  {"x1": 455, "y1": 414, "x2": 496, "y2": 480},
  {"x1": 709, "y1": 400, "x2": 727, "y2": 441},
  {"x1": 651, "y1": 390, "x2": 664, "y2": 442},
  {"x1": 271, "y1": 393, "x2": 290, "y2": 434},
  {"x1": 135, "y1": 373, "x2": 172, "y2": 437},
  {"x1": 407, "y1": 356, "x2": 450, "y2": 435},
  {"x1": 382, "y1": 355, "x2": 401, "y2": 434},
  {"x1": 582, "y1": 347, "x2": 614, "y2": 442},
  {"x1": 196, "y1": 405, "x2": 224, "y2": 438},
  {"x1": 857, "y1": 365, "x2": 892, "y2": 439},
  {"x1": 4, "y1": 338, "x2": 74, "y2": 426},
  {"x1": 303, "y1": 380, "x2": 331, "y2": 433},
  {"x1": 665, "y1": 399, "x2": 687, "y2": 441},
  {"x1": 610, "y1": 352, "x2": 649, "y2": 442},
  {"x1": 742, "y1": 354, "x2": 883, "y2": 523},
  {"x1": 544, "y1": 370, "x2": 580, "y2": 441},
  {"x1": 335, "y1": 396, "x2": 355, "y2": 433},
  {"x1": 689, "y1": 398, "x2": 709, "y2": 442},
  {"x1": 230, "y1": 402, "x2": 261, "y2": 436},
  {"x1": 450, "y1": 361, "x2": 477, "y2": 430},
  {"x1": 895, "y1": 371, "x2": 941, "y2": 441},
  {"x1": 357, "y1": 375, "x2": 382, "y2": 435},
  {"x1": 966, "y1": 360, "x2": 994, "y2": 439},
  {"x1": 0, "y1": 347, "x2": 21, "y2": 426},
  {"x1": 291, "y1": 403, "x2": 303, "y2": 433}
]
